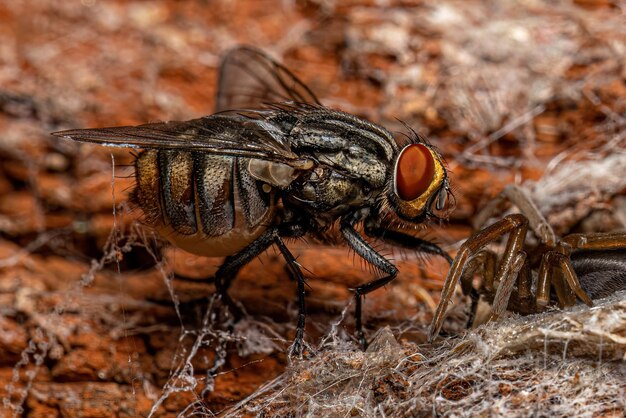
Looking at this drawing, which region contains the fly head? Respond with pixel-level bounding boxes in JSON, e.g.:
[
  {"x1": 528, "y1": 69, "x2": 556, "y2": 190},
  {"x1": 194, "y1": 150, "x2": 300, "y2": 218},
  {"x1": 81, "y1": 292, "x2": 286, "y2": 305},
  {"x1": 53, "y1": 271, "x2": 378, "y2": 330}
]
[{"x1": 386, "y1": 137, "x2": 452, "y2": 223}]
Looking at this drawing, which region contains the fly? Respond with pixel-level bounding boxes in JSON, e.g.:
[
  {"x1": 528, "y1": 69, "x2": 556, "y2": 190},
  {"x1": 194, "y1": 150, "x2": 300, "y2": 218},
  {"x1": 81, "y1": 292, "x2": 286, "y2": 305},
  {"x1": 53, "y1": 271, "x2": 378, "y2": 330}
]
[{"x1": 53, "y1": 47, "x2": 454, "y2": 355}]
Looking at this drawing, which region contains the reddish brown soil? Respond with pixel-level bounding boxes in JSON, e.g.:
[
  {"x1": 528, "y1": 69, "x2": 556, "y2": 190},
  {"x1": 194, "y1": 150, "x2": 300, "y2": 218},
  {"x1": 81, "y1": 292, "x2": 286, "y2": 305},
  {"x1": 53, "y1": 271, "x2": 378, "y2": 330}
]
[{"x1": 0, "y1": 1, "x2": 623, "y2": 416}]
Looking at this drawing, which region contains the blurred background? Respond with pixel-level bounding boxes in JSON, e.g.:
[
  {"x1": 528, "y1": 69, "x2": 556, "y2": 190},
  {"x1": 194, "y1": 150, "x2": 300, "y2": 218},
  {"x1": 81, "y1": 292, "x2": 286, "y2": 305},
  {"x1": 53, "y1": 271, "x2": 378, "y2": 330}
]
[{"x1": 0, "y1": 1, "x2": 624, "y2": 416}]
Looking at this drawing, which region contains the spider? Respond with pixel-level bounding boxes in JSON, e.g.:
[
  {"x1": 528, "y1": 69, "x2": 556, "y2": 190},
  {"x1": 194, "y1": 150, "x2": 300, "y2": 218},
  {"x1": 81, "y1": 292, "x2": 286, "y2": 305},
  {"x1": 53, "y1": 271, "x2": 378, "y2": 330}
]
[{"x1": 428, "y1": 184, "x2": 626, "y2": 341}]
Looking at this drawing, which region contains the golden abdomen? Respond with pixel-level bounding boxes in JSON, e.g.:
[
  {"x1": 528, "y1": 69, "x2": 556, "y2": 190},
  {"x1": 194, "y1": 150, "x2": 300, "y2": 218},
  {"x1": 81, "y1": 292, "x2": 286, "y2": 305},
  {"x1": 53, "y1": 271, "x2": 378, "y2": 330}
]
[{"x1": 132, "y1": 150, "x2": 276, "y2": 257}]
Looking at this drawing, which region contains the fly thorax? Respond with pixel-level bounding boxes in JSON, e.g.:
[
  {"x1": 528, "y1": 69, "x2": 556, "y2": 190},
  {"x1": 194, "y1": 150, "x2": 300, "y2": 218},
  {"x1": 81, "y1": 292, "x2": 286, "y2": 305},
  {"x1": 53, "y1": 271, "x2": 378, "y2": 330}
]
[
  {"x1": 316, "y1": 148, "x2": 387, "y2": 189},
  {"x1": 291, "y1": 169, "x2": 369, "y2": 213}
]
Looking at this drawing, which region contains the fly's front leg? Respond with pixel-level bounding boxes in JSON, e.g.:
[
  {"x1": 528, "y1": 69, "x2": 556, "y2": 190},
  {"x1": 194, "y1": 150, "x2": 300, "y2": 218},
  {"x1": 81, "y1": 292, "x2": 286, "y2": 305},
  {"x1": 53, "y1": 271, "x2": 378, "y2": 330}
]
[
  {"x1": 340, "y1": 220, "x2": 398, "y2": 349},
  {"x1": 365, "y1": 224, "x2": 454, "y2": 265},
  {"x1": 214, "y1": 228, "x2": 278, "y2": 320},
  {"x1": 342, "y1": 217, "x2": 454, "y2": 347}
]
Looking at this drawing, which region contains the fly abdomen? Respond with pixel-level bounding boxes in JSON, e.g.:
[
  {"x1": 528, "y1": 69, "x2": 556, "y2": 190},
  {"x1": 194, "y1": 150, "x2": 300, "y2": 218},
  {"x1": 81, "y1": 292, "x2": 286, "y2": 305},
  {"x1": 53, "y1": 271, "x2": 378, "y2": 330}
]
[
  {"x1": 133, "y1": 150, "x2": 277, "y2": 257},
  {"x1": 194, "y1": 154, "x2": 235, "y2": 237},
  {"x1": 158, "y1": 150, "x2": 197, "y2": 235},
  {"x1": 133, "y1": 150, "x2": 162, "y2": 227},
  {"x1": 235, "y1": 157, "x2": 272, "y2": 229},
  {"x1": 133, "y1": 150, "x2": 200, "y2": 236}
]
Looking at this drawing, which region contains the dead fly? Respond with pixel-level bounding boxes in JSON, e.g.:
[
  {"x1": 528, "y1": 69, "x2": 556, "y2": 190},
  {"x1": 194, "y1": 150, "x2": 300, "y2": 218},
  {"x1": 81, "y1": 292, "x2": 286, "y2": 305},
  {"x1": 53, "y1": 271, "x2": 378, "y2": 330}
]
[
  {"x1": 428, "y1": 185, "x2": 626, "y2": 341},
  {"x1": 53, "y1": 47, "x2": 453, "y2": 354}
]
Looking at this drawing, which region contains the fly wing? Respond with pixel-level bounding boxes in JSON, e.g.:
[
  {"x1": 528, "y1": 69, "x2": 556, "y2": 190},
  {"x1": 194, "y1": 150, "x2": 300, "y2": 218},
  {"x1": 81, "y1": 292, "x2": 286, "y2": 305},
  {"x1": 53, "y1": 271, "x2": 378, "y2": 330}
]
[
  {"x1": 52, "y1": 114, "x2": 314, "y2": 169},
  {"x1": 216, "y1": 46, "x2": 321, "y2": 112}
]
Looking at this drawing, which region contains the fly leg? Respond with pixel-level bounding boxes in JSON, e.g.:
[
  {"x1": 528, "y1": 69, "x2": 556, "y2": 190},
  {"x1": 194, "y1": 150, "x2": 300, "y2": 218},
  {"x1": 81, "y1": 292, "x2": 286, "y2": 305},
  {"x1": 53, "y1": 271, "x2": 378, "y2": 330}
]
[
  {"x1": 364, "y1": 224, "x2": 456, "y2": 327},
  {"x1": 215, "y1": 224, "x2": 309, "y2": 355},
  {"x1": 341, "y1": 217, "x2": 454, "y2": 348},
  {"x1": 341, "y1": 221, "x2": 398, "y2": 349},
  {"x1": 364, "y1": 221, "x2": 455, "y2": 329},
  {"x1": 213, "y1": 228, "x2": 279, "y2": 321},
  {"x1": 274, "y1": 237, "x2": 308, "y2": 356},
  {"x1": 364, "y1": 224, "x2": 454, "y2": 265}
]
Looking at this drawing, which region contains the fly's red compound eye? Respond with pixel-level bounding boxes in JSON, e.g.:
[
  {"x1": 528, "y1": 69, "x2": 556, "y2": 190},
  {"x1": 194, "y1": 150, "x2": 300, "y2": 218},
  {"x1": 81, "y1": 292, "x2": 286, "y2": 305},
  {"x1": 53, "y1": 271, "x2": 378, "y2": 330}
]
[{"x1": 395, "y1": 144, "x2": 435, "y2": 201}]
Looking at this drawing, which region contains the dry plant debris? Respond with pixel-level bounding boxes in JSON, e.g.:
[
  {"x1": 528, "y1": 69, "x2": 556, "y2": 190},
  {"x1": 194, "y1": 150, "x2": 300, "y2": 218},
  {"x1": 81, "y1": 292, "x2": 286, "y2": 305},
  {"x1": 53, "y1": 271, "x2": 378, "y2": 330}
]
[{"x1": 226, "y1": 293, "x2": 626, "y2": 417}]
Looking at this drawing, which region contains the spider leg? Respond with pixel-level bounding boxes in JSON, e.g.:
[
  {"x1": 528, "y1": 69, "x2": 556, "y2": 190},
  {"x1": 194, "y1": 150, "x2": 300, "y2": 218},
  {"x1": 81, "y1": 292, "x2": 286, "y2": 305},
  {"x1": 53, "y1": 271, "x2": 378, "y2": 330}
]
[
  {"x1": 473, "y1": 184, "x2": 556, "y2": 246},
  {"x1": 486, "y1": 215, "x2": 530, "y2": 321},
  {"x1": 561, "y1": 232, "x2": 626, "y2": 251},
  {"x1": 535, "y1": 252, "x2": 552, "y2": 310},
  {"x1": 428, "y1": 213, "x2": 529, "y2": 342},
  {"x1": 480, "y1": 250, "x2": 498, "y2": 295},
  {"x1": 459, "y1": 257, "x2": 481, "y2": 329},
  {"x1": 460, "y1": 250, "x2": 497, "y2": 295},
  {"x1": 536, "y1": 231, "x2": 626, "y2": 310},
  {"x1": 551, "y1": 269, "x2": 577, "y2": 308},
  {"x1": 488, "y1": 251, "x2": 527, "y2": 322},
  {"x1": 516, "y1": 258, "x2": 533, "y2": 302},
  {"x1": 536, "y1": 249, "x2": 594, "y2": 309},
  {"x1": 459, "y1": 250, "x2": 497, "y2": 328},
  {"x1": 501, "y1": 256, "x2": 537, "y2": 315}
]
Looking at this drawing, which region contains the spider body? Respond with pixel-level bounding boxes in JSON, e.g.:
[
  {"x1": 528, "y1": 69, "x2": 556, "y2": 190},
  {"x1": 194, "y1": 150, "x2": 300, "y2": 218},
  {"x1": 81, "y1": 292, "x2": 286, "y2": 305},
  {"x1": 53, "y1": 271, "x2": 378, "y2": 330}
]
[
  {"x1": 570, "y1": 249, "x2": 626, "y2": 300},
  {"x1": 462, "y1": 235, "x2": 626, "y2": 326}
]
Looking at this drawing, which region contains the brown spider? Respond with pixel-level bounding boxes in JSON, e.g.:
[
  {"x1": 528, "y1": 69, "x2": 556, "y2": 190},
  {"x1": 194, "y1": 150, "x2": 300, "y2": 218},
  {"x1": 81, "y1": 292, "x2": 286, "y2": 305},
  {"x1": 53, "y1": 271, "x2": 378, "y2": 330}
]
[{"x1": 428, "y1": 185, "x2": 626, "y2": 341}]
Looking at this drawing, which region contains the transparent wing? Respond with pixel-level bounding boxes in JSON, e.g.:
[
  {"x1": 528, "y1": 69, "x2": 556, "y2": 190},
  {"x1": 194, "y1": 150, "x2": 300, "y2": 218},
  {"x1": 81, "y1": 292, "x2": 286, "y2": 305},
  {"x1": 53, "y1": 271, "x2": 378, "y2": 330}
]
[
  {"x1": 216, "y1": 46, "x2": 321, "y2": 112},
  {"x1": 52, "y1": 114, "x2": 313, "y2": 168}
]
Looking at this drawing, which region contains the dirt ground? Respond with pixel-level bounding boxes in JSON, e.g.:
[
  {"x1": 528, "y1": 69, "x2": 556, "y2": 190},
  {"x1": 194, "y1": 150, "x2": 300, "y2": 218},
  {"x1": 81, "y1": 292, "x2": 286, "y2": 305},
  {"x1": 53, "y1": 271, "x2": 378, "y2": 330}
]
[{"x1": 0, "y1": 1, "x2": 625, "y2": 417}]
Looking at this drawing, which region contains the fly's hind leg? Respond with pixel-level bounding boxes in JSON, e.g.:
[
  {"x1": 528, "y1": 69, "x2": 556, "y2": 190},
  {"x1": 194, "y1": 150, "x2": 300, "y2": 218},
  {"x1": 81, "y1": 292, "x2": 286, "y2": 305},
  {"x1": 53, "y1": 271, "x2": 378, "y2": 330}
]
[
  {"x1": 213, "y1": 228, "x2": 279, "y2": 321},
  {"x1": 214, "y1": 224, "x2": 310, "y2": 356}
]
